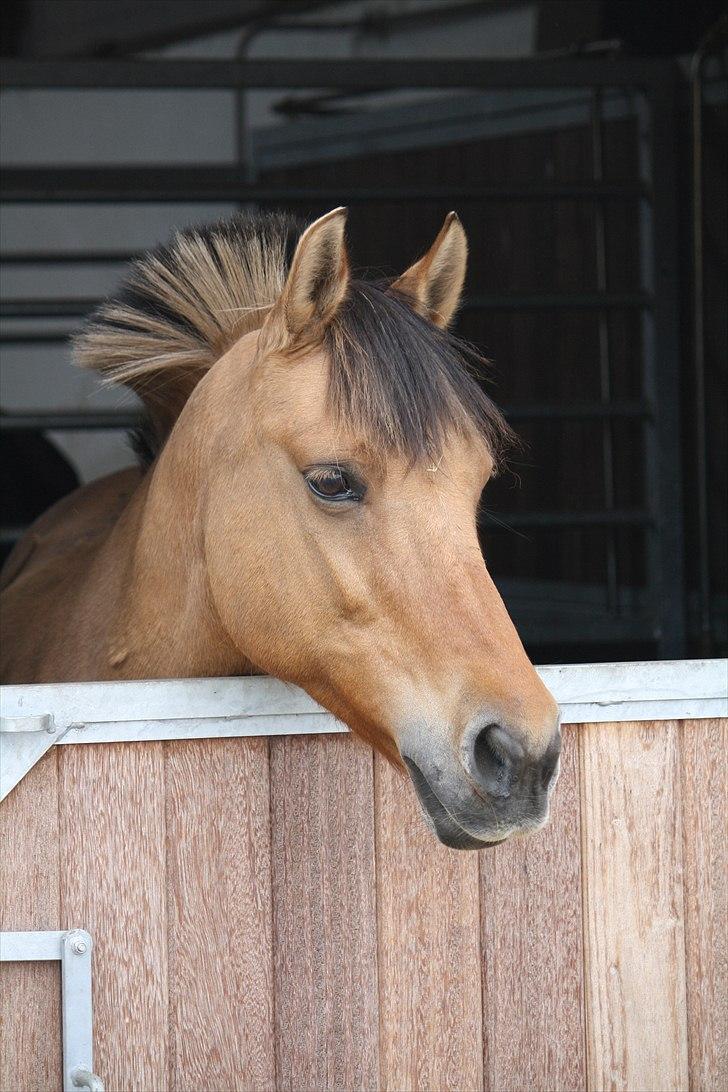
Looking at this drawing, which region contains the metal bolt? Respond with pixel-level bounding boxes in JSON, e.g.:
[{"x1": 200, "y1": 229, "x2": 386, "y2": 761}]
[{"x1": 71, "y1": 936, "x2": 88, "y2": 955}]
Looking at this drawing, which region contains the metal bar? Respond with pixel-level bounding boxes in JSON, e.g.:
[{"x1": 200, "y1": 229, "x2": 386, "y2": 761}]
[
  {"x1": 0, "y1": 292, "x2": 653, "y2": 319},
  {"x1": 0, "y1": 57, "x2": 677, "y2": 91},
  {"x1": 0, "y1": 250, "x2": 138, "y2": 265},
  {"x1": 1, "y1": 300, "x2": 101, "y2": 318},
  {"x1": 462, "y1": 291, "x2": 652, "y2": 311},
  {"x1": 55, "y1": 0, "x2": 324, "y2": 57},
  {"x1": 479, "y1": 509, "x2": 651, "y2": 529},
  {"x1": 647, "y1": 67, "x2": 687, "y2": 656},
  {"x1": 502, "y1": 400, "x2": 650, "y2": 421},
  {"x1": 1, "y1": 930, "x2": 65, "y2": 961},
  {"x1": 45, "y1": 691, "x2": 728, "y2": 734},
  {"x1": 591, "y1": 88, "x2": 619, "y2": 613},
  {"x1": 635, "y1": 92, "x2": 665, "y2": 662},
  {"x1": 0, "y1": 249, "x2": 661, "y2": 277},
  {"x1": 1, "y1": 331, "x2": 75, "y2": 344},
  {"x1": 60, "y1": 712, "x2": 341, "y2": 745},
  {"x1": 61, "y1": 931, "x2": 101, "y2": 1092},
  {"x1": 0, "y1": 411, "x2": 141, "y2": 430},
  {"x1": 690, "y1": 48, "x2": 713, "y2": 653},
  {"x1": 0, "y1": 672, "x2": 322, "y2": 725},
  {"x1": 0, "y1": 662, "x2": 724, "y2": 742},
  {"x1": 0, "y1": 404, "x2": 650, "y2": 432},
  {"x1": 13, "y1": 660, "x2": 724, "y2": 730},
  {"x1": 235, "y1": 23, "x2": 263, "y2": 192},
  {"x1": 0, "y1": 169, "x2": 647, "y2": 203}
]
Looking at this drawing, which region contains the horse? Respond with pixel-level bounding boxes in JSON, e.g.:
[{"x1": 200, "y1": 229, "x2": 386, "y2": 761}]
[{"x1": 0, "y1": 207, "x2": 560, "y2": 849}]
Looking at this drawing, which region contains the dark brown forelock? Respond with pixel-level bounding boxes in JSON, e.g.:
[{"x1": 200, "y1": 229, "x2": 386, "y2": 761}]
[{"x1": 325, "y1": 281, "x2": 516, "y2": 468}]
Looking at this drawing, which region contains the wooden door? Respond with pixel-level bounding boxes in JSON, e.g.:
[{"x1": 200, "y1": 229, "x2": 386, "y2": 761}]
[{"x1": 2, "y1": 719, "x2": 725, "y2": 1091}]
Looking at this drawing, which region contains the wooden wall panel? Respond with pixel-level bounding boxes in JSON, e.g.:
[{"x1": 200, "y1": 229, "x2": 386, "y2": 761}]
[
  {"x1": 680, "y1": 718, "x2": 728, "y2": 1092},
  {"x1": 58, "y1": 743, "x2": 169, "y2": 1092},
  {"x1": 3, "y1": 715, "x2": 726, "y2": 1091},
  {"x1": 375, "y1": 756, "x2": 483, "y2": 1092},
  {"x1": 165, "y1": 738, "x2": 275, "y2": 1092},
  {"x1": 480, "y1": 724, "x2": 586, "y2": 1092},
  {"x1": 580, "y1": 721, "x2": 689, "y2": 1092},
  {"x1": 270, "y1": 735, "x2": 379, "y2": 1091},
  {"x1": 0, "y1": 751, "x2": 62, "y2": 1091}
]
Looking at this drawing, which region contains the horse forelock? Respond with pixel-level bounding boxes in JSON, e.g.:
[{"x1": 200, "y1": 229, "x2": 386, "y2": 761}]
[{"x1": 325, "y1": 281, "x2": 516, "y2": 470}]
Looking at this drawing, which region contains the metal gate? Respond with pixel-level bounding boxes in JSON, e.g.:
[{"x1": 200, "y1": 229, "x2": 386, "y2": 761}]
[{"x1": 1, "y1": 57, "x2": 687, "y2": 657}]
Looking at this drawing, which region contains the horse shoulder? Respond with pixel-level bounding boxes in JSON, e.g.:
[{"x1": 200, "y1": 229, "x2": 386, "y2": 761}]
[
  {"x1": 0, "y1": 468, "x2": 143, "y2": 682},
  {"x1": 1, "y1": 467, "x2": 142, "y2": 590}
]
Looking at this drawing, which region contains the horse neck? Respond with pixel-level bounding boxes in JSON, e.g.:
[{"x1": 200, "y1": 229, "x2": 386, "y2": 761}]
[{"x1": 107, "y1": 363, "x2": 253, "y2": 680}]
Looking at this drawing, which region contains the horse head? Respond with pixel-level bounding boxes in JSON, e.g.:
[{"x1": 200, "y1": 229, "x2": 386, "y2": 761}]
[{"x1": 198, "y1": 208, "x2": 561, "y2": 848}]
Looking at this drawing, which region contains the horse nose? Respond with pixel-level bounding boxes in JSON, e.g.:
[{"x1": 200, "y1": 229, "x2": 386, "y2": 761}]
[{"x1": 467, "y1": 721, "x2": 561, "y2": 798}]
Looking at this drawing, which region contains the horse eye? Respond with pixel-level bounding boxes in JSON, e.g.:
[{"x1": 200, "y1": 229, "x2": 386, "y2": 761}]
[{"x1": 305, "y1": 466, "x2": 362, "y2": 503}]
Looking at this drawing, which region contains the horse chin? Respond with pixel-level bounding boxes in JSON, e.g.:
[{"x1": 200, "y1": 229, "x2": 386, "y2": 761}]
[{"x1": 402, "y1": 757, "x2": 507, "y2": 851}]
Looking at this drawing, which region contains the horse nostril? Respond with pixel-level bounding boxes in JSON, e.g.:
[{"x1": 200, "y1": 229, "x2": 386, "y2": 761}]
[{"x1": 471, "y1": 723, "x2": 525, "y2": 798}]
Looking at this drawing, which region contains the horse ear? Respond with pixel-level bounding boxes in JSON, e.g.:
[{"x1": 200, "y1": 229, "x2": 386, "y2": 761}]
[
  {"x1": 391, "y1": 211, "x2": 467, "y2": 327},
  {"x1": 268, "y1": 207, "x2": 349, "y2": 348}
]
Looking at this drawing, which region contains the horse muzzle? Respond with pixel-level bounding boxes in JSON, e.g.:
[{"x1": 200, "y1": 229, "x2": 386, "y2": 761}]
[{"x1": 399, "y1": 715, "x2": 562, "y2": 850}]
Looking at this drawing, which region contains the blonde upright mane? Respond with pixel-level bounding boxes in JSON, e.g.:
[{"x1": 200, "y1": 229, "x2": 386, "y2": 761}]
[{"x1": 74, "y1": 212, "x2": 301, "y2": 441}]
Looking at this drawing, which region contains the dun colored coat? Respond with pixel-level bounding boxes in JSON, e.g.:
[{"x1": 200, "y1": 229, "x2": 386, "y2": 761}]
[{"x1": 0, "y1": 208, "x2": 560, "y2": 848}]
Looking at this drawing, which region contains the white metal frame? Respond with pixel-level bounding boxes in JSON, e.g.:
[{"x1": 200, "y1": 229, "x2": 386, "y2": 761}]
[
  {"x1": 0, "y1": 929, "x2": 103, "y2": 1092},
  {"x1": 1, "y1": 659, "x2": 726, "y2": 801}
]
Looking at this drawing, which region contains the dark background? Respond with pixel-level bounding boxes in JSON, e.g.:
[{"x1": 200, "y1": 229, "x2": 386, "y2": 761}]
[{"x1": 1, "y1": 0, "x2": 726, "y2": 665}]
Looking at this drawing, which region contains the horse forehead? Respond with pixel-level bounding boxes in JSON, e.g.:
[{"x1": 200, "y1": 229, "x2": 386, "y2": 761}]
[
  {"x1": 259, "y1": 349, "x2": 330, "y2": 424},
  {"x1": 268, "y1": 346, "x2": 329, "y2": 399},
  {"x1": 259, "y1": 345, "x2": 495, "y2": 479}
]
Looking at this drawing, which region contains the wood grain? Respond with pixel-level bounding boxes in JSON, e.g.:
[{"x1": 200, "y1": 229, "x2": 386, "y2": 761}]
[
  {"x1": 270, "y1": 734, "x2": 379, "y2": 1091},
  {"x1": 480, "y1": 723, "x2": 586, "y2": 1092},
  {"x1": 165, "y1": 738, "x2": 275, "y2": 1091},
  {"x1": 375, "y1": 755, "x2": 483, "y2": 1092},
  {"x1": 679, "y1": 717, "x2": 728, "y2": 1092},
  {"x1": 580, "y1": 720, "x2": 689, "y2": 1092},
  {"x1": 58, "y1": 742, "x2": 169, "y2": 1092},
  {"x1": 0, "y1": 750, "x2": 62, "y2": 1091}
]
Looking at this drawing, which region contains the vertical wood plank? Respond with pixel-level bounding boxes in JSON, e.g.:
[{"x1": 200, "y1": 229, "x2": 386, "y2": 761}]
[
  {"x1": 376, "y1": 755, "x2": 483, "y2": 1092},
  {"x1": 480, "y1": 724, "x2": 586, "y2": 1092},
  {"x1": 0, "y1": 751, "x2": 62, "y2": 1091},
  {"x1": 165, "y1": 738, "x2": 275, "y2": 1091},
  {"x1": 679, "y1": 718, "x2": 727, "y2": 1092},
  {"x1": 270, "y1": 735, "x2": 378, "y2": 1091},
  {"x1": 58, "y1": 743, "x2": 168, "y2": 1092},
  {"x1": 580, "y1": 720, "x2": 689, "y2": 1092}
]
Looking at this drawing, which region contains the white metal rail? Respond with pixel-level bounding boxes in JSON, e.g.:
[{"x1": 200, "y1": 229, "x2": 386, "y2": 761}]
[{"x1": 1, "y1": 659, "x2": 726, "y2": 801}]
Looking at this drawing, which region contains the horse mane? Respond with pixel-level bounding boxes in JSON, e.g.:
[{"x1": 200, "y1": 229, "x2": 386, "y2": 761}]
[
  {"x1": 74, "y1": 210, "x2": 301, "y2": 445},
  {"x1": 75, "y1": 209, "x2": 515, "y2": 467}
]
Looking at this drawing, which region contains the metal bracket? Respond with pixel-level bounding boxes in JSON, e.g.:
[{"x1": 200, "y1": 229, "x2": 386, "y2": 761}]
[
  {"x1": 0, "y1": 713, "x2": 54, "y2": 733},
  {"x1": 0, "y1": 929, "x2": 104, "y2": 1092},
  {"x1": 0, "y1": 711, "x2": 71, "y2": 801}
]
